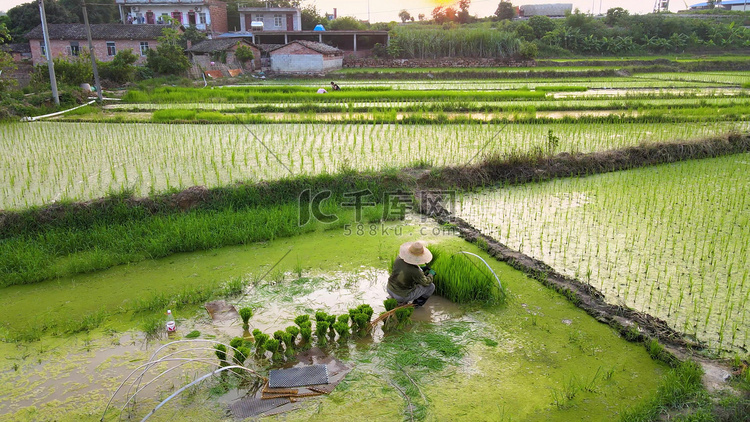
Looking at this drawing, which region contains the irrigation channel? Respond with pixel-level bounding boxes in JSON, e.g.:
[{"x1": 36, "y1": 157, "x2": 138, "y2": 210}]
[{"x1": 0, "y1": 218, "x2": 669, "y2": 421}]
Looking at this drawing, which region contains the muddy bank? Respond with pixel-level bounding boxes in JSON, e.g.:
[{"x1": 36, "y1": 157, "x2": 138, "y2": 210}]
[{"x1": 421, "y1": 131, "x2": 750, "y2": 190}]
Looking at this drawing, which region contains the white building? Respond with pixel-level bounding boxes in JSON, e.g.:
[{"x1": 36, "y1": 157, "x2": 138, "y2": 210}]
[
  {"x1": 237, "y1": 6, "x2": 302, "y2": 33},
  {"x1": 115, "y1": 0, "x2": 228, "y2": 33}
]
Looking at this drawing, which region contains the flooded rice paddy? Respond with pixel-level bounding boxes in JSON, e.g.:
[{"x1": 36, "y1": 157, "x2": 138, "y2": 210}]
[
  {"x1": 0, "y1": 219, "x2": 667, "y2": 420},
  {"x1": 454, "y1": 153, "x2": 750, "y2": 353},
  {"x1": 3, "y1": 121, "x2": 748, "y2": 210}
]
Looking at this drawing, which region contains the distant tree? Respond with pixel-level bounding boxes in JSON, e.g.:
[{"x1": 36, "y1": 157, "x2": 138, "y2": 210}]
[
  {"x1": 179, "y1": 25, "x2": 207, "y2": 49},
  {"x1": 432, "y1": 6, "x2": 457, "y2": 24},
  {"x1": 7, "y1": 0, "x2": 78, "y2": 42},
  {"x1": 328, "y1": 16, "x2": 366, "y2": 30},
  {"x1": 418, "y1": 13, "x2": 425, "y2": 21},
  {"x1": 528, "y1": 15, "x2": 555, "y2": 39},
  {"x1": 0, "y1": 19, "x2": 10, "y2": 44},
  {"x1": 457, "y1": 0, "x2": 472, "y2": 24},
  {"x1": 399, "y1": 10, "x2": 412, "y2": 23},
  {"x1": 146, "y1": 27, "x2": 190, "y2": 75},
  {"x1": 59, "y1": 0, "x2": 118, "y2": 24},
  {"x1": 605, "y1": 7, "x2": 629, "y2": 26},
  {"x1": 98, "y1": 49, "x2": 138, "y2": 84},
  {"x1": 300, "y1": 4, "x2": 325, "y2": 30},
  {"x1": 495, "y1": 1, "x2": 515, "y2": 21},
  {"x1": 0, "y1": 50, "x2": 17, "y2": 91},
  {"x1": 514, "y1": 22, "x2": 534, "y2": 41}
]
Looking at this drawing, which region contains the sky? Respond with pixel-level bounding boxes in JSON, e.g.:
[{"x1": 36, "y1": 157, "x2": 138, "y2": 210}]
[{"x1": 0, "y1": 0, "x2": 690, "y2": 21}]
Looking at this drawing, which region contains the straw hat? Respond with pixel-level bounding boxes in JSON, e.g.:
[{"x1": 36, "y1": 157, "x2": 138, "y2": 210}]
[{"x1": 399, "y1": 241, "x2": 433, "y2": 265}]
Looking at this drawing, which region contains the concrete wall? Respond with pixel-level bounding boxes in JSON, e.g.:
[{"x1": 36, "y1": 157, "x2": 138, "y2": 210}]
[
  {"x1": 29, "y1": 39, "x2": 155, "y2": 66},
  {"x1": 271, "y1": 53, "x2": 323, "y2": 72},
  {"x1": 122, "y1": 1, "x2": 226, "y2": 32}
]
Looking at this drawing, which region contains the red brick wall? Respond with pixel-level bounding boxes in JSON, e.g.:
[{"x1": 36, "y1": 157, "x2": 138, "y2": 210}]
[
  {"x1": 29, "y1": 39, "x2": 158, "y2": 66},
  {"x1": 208, "y1": 0, "x2": 228, "y2": 33}
]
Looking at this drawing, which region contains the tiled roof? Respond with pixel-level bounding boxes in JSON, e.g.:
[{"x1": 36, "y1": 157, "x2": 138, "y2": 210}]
[
  {"x1": 270, "y1": 40, "x2": 342, "y2": 56},
  {"x1": 188, "y1": 38, "x2": 257, "y2": 53},
  {"x1": 25, "y1": 24, "x2": 172, "y2": 41}
]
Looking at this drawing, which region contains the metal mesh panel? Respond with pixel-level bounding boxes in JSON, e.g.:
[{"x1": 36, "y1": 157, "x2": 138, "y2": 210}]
[
  {"x1": 229, "y1": 397, "x2": 288, "y2": 419},
  {"x1": 268, "y1": 364, "x2": 329, "y2": 388}
]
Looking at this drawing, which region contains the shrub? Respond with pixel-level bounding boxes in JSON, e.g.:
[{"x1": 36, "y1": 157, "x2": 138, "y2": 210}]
[
  {"x1": 98, "y1": 49, "x2": 138, "y2": 85},
  {"x1": 235, "y1": 44, "x2": 255, "y2": 63}
]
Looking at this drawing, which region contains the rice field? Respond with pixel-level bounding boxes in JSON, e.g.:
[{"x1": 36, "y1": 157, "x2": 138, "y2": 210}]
[
  {"x1": 454, "y1": 154, "x2": 750, "y2": 352},
  {"x1": 3, "y1": 120, "x2": 747, "y2": 210}
]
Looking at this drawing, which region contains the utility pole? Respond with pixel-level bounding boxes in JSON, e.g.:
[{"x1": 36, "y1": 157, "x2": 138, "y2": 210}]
[
  {"x1": 38, "y1": 0, "x2": 59, "y2": 105},
  {"x1": 82, "y1": 0, "x2": 103, "y2": 102}
]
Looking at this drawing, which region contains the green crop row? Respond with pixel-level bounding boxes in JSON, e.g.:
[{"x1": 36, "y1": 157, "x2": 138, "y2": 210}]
[{"x1": 123, "y1": 87, "x2": 549, "y2": 104}]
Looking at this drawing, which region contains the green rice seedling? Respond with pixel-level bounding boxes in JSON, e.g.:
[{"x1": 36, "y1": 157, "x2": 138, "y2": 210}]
[
  {"x1": 280, "y1": 332, "x2": 294, "y2": 357},
  {"x1": 264, "y1": 339, "x2": 282, "y2": 361},
  {"x1": 356, "y1": 304, "x2": 374, "y2": 321},
  {"x1": 394, "y1": 307, "x2": 414, "y2": 329},
  {"x1": 384, "y1": 298, "x2": 398, "y2": 311},
  {"x1": 294, "y1": 315, "x2": 310, "y2": 327},
  {"x1": 230, "y1": 337, "x2": 244, "y2": 350},
  {"x1": 315, "y1": 311, "x2": 329, "y2": 323},
  {"x1": 428, "y1": 247, "x2": 504, "y2": 304},
  {"x1": 326, "y1": 315, "x2": 337, "y2": 335},
  {"x1": 184, "y1": 330, "x2": 200, "y2": 339},
  {"x1": 273, "y1": 330, "x2": 286, "y2": 343},
  {"x1": 285, "y1": 326, "x2": 300, "y2": 344},
  {"x1": 300, "y1": 326, "x2": 312, "y2": 344},
  {"x1": 315, "y1": 321, "x2": 329, "y2": 345},
  {"x1": 333, "y1": 321, "x2": 350, "y2": 341},
  {"x1": 233, "y1": 346, "x2": 250, "y2": 366},
  {"x1": 337, "y1": 314, "x2": 349, "y2": 325},
  {"x1": 254, "y1": 333, "x2": 269, "y2": 355},
  {"x1": 214, "y1": 344, "x2": 228, "y2": 367},
  {"x1": 239, "y1": 307, "x2": 253, "y2": 330}
]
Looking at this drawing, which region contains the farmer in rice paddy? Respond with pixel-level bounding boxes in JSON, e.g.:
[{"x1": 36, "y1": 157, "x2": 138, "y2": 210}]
[
  {"x1": 330, "y1": 81, "x2": 341, "y2": 91},
  {"x1": 387, "y1": 241, "x2": 436, "y2": 307}
]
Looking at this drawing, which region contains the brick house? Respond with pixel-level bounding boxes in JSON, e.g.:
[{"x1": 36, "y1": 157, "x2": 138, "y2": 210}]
[
  {"x1": 187, "y1": 38, "x2": 261, "y2": 72},
  {"x1": 25, "y1": 24, "x2": 172, "y2": 66},
  {"x1": 237, "y1": 6, "x2": 301, "y2": 33},
  {"x1": 269, "y1": 40, "x2": 342, "y2": 74},
  {"x1": 115, "y1": 0, "x2": 227, "y2": 34}
]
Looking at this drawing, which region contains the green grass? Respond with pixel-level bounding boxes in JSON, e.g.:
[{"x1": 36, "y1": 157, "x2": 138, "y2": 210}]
[
  {"x1": 620, "y1": 360, "x2": 705, "y2": 421},
  {"x1": 124, "y1": 87, "x2": 548, "y2": 104}
]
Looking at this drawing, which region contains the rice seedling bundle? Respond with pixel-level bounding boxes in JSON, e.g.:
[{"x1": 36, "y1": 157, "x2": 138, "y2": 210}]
[{"x1": 428, "y1": 247, "x2": 504, "y2": 304}]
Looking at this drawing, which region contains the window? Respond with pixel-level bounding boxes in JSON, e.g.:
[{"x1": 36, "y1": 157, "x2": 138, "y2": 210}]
[
  {"x1": 39, "y1": 41, "x2": 46, "y2": 57},
  {"x1": 70, "y1": 41, "x2": 80, "y2": 57},
  {"x1": 199, "y1": 12, "x2": 207, "y2": 24},
  {"x1": 172, "y1": 11, "x2": 182, "y2": 23},
  {"x1": 159, "y1": 13, "x2": 169, "y2": 24},
  {"x1": 140, "y1": 41, "x2": 149, "y2": 56},
  {"x1": 253, "y1": 14, "x2": 264, "y2": 22},
  {"x1": 274, "y1": 14, "x2": 283, "y2": 27},
  {"x1": 106, "y1": 42, "x2": 116, "y2": 56}
]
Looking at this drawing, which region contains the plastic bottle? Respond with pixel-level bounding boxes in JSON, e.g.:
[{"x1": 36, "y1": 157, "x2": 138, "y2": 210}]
[{"x1": 166, "y1": 310, "x2": 176, "y2": 332}]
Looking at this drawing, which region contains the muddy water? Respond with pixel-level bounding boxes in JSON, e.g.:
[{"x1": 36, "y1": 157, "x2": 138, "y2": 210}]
[{"x1": 0, "y1": 218, "x2": 667, "y2": 421}]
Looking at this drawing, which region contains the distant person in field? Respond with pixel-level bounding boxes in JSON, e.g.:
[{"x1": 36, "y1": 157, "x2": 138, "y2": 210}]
[
  {"x1": 387, "y1": 241, "x2": 436, "y2": 307},
  {"x1": 317, "y1": 88, "x2": 327, "y2": 94},
  {"x1": 330, "y1": 81, "x2": 341, "y2": 91}
]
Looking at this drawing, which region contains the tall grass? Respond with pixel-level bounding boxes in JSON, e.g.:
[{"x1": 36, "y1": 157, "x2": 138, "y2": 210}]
[{"x1": 390, "y1": 26, "x2": 522, "y2": 59}]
